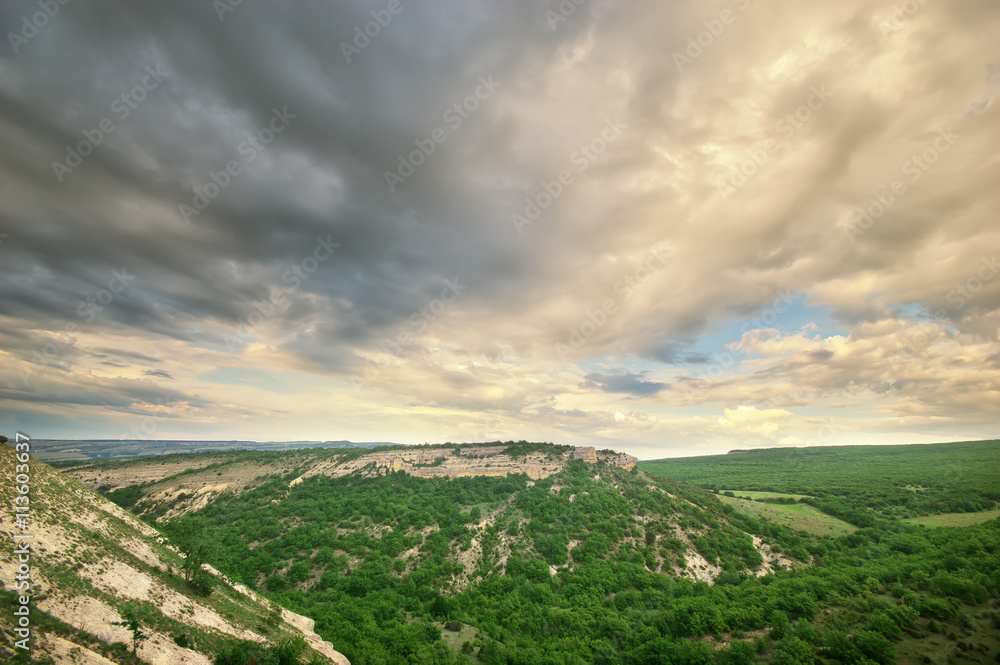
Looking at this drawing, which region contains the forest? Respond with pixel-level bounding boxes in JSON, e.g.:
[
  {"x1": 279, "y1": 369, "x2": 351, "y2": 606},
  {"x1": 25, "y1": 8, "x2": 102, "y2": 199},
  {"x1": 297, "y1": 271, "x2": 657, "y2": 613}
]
[{"x1": 639, "y1": 440, "x2": 1000, "y2": 522}]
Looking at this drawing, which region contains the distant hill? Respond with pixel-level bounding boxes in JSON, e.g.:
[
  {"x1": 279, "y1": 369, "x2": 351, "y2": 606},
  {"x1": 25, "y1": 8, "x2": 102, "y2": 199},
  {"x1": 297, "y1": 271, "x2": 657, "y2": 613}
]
[
  {"x1": 640, "y1": 439, "x2": 1000, "y2": 523},
  {"x1": 29, "y1": 438, "x2": 400, "y2": 463}
]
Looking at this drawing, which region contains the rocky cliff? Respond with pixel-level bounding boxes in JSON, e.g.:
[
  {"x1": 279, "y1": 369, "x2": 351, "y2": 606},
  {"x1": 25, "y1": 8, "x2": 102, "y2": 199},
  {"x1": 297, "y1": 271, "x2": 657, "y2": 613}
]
[{"x1": 61, "y1": 444, "x2": 642, "y2": 525}]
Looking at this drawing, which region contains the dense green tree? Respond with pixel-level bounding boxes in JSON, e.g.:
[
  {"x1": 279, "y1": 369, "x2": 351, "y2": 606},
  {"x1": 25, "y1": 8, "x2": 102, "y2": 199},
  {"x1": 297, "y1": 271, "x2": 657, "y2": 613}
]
[
  {"x1": 854, "y1": 630, "x2": 896, "y2": 665},
  {"x1": 772, "y1": 636, "x2": 814, "y2": 665}
]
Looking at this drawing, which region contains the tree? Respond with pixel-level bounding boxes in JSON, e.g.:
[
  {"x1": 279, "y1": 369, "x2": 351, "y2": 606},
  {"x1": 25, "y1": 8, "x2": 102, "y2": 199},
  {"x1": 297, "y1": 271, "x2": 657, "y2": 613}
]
[
  {"x1": 772, "y1": 636, "x2": 815, "y2": 665},
  {"x1": 854, "y1": 630, "x2": 897, "y2": 665},
  {"x1": 867, "y1": 611, "x2": 902, "y2": 640},
  {"x1": 722, "y1": 640, "x2": 758, "y2": 665},
  {"x1": 112, "y1": 603, "x2": 148, "y2": 656},
  {"x1": 171, "y1": 517, "x2": 217, "y2": 594}
]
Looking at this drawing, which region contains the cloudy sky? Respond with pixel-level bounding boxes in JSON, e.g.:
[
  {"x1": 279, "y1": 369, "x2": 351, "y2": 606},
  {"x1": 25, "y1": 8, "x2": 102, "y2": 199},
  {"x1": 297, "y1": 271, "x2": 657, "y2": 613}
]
[{"x1": 1, "y1": 0, "x2": 998, "y2": 458}]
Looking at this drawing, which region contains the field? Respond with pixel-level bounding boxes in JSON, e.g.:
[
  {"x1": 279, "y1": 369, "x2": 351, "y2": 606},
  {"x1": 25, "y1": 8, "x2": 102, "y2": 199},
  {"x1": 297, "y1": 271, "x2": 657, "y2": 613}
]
[
  {"x1": 717, "y1": 495, "x2": 857, "y2": 536},
  {"x1": 903, "y1": 508, "x2": 1000, "y2": 528},
  {"x1": 727, "y1": 490, "x2": 811, "y2": 501}
]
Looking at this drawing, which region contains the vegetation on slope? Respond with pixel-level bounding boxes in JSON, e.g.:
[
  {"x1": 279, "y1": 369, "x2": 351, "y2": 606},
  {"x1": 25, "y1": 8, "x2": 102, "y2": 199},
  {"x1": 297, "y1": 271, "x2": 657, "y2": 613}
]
[
  {"x1": 82, "y1": 440, "x2": 1000, "y2": 665},
  {"x1": 0, "y1": 443, "x2": 345, "y2": 664}
]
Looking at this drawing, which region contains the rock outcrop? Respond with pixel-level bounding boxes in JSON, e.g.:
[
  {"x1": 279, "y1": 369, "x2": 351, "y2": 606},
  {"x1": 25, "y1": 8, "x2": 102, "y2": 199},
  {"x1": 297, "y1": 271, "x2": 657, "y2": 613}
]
[
  {"x1": 296, "y1": 447, "x2": 569, "y2": 484},
  {"x1": 460, "y1": 446, "x2": 508, "y2": 457},
  {"x1": 612, "y1": 452, "x2": 638, "y2": 471},
  {"x1": 572, "y1": 446, "x2": 598, "y2": 463}
]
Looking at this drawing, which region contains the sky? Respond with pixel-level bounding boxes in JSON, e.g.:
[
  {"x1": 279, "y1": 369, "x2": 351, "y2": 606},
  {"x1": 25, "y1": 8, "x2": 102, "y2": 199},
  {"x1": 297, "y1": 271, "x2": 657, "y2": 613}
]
[{"x1": 1, "y1": 0, "x2": 998, "y2": 459}]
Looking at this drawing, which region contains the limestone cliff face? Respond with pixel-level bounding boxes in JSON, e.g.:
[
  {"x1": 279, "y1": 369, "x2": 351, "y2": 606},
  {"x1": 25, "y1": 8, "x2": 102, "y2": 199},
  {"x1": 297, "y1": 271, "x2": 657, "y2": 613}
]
[
  {"x1": 298, "y1": 447, "x2": 569, "y2": 483},
  {"x1": 460, "y1": 446, "x2": 509, "y2": 457},
  {"x1": 293, "y1": 446, "x2": 640, "y2": 483},
  {"x1": 611, "y1": 452, "x2": 638, "y2": 471}
]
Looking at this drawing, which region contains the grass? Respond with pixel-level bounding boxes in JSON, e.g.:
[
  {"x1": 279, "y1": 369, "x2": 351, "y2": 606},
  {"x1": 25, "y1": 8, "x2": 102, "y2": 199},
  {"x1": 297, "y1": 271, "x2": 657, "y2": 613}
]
[
  {"x1": 725, "y1": 490, "x2": 811, "y2": 500},
  {"x1": 436, "y1": 621, "x2": 480, "y2": 661},
  {"x1": 902, "y1": 508, "x2": 1000, "y2": 528},
  {"x1": 893, "y1": 599, "x2": 1000, "y2": 665},
  {"x1": 718, "y1": 496, "x2": 857, "y2": 536}
]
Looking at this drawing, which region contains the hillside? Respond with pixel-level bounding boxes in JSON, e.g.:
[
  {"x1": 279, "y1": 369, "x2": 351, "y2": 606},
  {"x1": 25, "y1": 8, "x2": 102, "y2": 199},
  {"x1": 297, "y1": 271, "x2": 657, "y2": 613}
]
[
  {"x1": 59, "y1": 443, "x2": 786, "y2": 589},
  {"x1": 0, "y1": 443, "x2": 349, "y2": 664},
  {"x1": 58, "y1": 443, "x2": 637, "y2": 523},
  {"x1": 54, "y1": 441, "x2": 1000, "y2": 664}
]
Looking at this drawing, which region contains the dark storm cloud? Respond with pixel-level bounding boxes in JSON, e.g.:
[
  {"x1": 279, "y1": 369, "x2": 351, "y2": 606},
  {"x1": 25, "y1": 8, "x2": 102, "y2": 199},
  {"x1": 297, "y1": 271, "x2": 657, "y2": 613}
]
[
  {"x1": 94, "y1": 348, "x2": 160, "y2": 364},
  {"x1": 584, "y1": 370, "x2": 668, "y2": 397},
  {"x1": 0, "y1": 0, "x2": 600, "y2": 369}
]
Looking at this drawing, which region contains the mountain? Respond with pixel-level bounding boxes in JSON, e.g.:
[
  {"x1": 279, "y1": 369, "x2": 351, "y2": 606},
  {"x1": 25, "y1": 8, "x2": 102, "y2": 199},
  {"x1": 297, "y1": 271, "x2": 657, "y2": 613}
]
[
  {"x1": 58, "y1": 442, "x2": 795, "y2": 589},
  {"x1": 54, "y1": 442, "x2": 817, "y2": 663},
  {"x1": 0, "y1": 442, "x2": 350, "y2": 664}
]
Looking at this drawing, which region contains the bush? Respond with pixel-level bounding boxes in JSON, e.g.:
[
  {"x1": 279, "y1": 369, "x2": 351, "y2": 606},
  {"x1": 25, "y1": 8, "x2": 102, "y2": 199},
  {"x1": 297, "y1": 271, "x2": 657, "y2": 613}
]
[
  {"x1": 918, "y1": 597, "x2": 954, "y2": 620},
  {"x1": 854, "y1": 630, "x2": 897, "y2": 665},
  {"x1": 190, "y1": 568, "x2": 217, "y2": 596},
  {"x1": 214, "y1": 636, "x2": 310, "y2": 665},
  {"x1": 868, "y1": 611, "x2": 902, "y2": 640},
  {"x1": 721, "y1": 640, "x2": 758, "y2": 665},
  {"x1": 772, "y1": 636, "x2": 815, "y2": 665}
]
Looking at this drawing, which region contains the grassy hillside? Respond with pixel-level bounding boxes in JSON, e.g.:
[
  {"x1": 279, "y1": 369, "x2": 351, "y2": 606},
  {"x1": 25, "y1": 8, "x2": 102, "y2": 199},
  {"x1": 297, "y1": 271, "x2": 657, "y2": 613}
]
[
  {"x1": 0, "y1": 442, "x2": 348, "y2": 664},
  {"x1": 640, "y1": 440, "x2": 1000, "y2": 525},
  {"x1": 62, "y1": 441, "x2": 1000, "y2": 665},
  {"x1": 716, "y1": 496, "x2": 857, "y2": 537}
]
